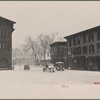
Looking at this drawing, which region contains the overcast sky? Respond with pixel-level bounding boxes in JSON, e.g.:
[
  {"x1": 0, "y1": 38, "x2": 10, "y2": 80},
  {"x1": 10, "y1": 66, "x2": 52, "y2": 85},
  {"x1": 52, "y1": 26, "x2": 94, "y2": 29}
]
[{"x1": 0, "y1": 1, "x2": 100, "y2": 48}]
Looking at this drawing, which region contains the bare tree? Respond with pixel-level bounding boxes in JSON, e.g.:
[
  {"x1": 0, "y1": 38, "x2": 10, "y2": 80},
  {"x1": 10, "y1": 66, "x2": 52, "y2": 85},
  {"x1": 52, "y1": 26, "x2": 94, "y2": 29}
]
[
  {"x1": 17, "y1": 32, "x2": 63, "y2": 65},
  {"x1": 37, "y1": 32, "x2": 58, "y2": 60},
  {"x1": 23, "y1": 36, "x2": 42, "y2": 65}
]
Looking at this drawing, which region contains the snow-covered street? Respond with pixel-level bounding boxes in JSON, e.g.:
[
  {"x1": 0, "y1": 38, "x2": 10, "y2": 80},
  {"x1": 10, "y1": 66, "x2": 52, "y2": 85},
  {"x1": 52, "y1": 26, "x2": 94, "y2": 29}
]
[
  {"x1": 0, "y1": 67, "x2": 100, "y2": 85},
  {"x1": 0, "y1": 66, "x2": 100, "y2": 99}
]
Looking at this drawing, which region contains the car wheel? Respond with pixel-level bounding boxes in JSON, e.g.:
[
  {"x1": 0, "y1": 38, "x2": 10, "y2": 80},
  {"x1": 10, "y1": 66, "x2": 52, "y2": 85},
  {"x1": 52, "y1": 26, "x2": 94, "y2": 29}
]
[
  {"x1": 43, "y1": 68, "x2": 45, "y2": 72},
  {"x1": 53, "y1": 70, "x2": 55, "y2": 72},
  {"x1": 62, "y1": 68, "x2": 64, "y2": 71}
]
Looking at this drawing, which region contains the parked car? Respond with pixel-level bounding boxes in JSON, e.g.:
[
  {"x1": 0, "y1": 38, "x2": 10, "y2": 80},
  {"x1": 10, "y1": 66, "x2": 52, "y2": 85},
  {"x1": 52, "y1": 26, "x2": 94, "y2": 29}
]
[
  {"x1": 43, "y1": 63, "x2": 55, "y2": 72},
  {"x1": 55, "y1": 62, "x2": 64, "y2": 71},
  {"x1": 24, "y1": 65, "x2": 30, "y2": 70}
]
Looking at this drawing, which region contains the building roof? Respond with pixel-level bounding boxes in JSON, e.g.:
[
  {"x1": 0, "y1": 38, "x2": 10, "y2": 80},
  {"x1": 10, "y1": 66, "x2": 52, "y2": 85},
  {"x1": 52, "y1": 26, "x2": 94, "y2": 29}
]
[
  {"x1": 49, "y1": 41, "x2": 67, "y2": 47},
  {"x1": 0, "y1": 16, "x2": 16, "y2": 24},
  {"x1": 64, "y1": 25, "x2": 100, "y2": 39}
]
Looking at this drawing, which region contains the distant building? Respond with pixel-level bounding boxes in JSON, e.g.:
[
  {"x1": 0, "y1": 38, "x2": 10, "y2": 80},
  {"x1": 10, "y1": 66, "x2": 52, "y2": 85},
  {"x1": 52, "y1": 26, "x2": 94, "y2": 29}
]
[
  {"x1": 64, "y1": 25, "x2": 100, "y2": 71},
  {"x1": 40, "y1": 51, "x2": 51, "y2": 66},
  {"x1": 0, "y1": 16, "x2": 16, "y2": 70},
  {"x1": 14, "y1": 55, "x2": 35, "y2": 66},
  {"x1": 49, "y1": 41, "x2": 67, "y2": 68}
]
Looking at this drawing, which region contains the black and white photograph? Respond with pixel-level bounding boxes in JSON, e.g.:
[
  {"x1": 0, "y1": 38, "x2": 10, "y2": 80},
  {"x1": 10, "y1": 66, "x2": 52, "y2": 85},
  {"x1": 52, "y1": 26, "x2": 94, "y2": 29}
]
[{"x1": 0, "y1": 1, "x2": 100, "y2": 99}]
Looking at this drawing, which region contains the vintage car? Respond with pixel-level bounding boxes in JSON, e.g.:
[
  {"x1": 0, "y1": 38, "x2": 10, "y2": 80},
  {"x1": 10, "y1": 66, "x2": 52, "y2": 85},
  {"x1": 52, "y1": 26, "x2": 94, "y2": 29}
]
[
  {"x1": 24, "y1": 65, "x2": 30, "y2": 70},
  {"x1": 55, "y1": 62, "x2": 64, "y2": 71},
  {"x1": 43, "y1": 63, "x2": 55, "y2": 72}
]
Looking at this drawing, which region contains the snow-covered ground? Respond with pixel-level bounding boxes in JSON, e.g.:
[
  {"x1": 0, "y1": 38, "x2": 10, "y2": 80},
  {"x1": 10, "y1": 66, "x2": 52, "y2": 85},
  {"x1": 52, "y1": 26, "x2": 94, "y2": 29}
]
[
  {"x1": 0, "y1": 66, "x2": 100, "y2": 99},
  {"x1": 0, "y1": 66, "x2": 100, "y2": 85}
]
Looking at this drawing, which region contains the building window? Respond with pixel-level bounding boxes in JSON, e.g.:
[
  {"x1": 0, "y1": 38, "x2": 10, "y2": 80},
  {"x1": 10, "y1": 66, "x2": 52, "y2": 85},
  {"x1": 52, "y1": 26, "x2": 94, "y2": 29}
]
[
  {"x1": 89, "y1": 33, "x2": 94, "y2": 42},
  {"x1": 68, "y1": 48, "x2": 72, "y2": 56},
  {"x1": 4, "y1": 30, "x2": 6, "y2": 37},
  {"x1": 1, "y1": 29, "x2": 3, "y2": 36},
  {"x1": 9, "y1": 28, "x2": 12, "y2": 33},
  {"x1": 7, "y1": 29, "x2": 11, "y2": 37},
  {"x1": 97, "y1": 31, "x2": 100, "y2": 40},
  {"x1": 69, "y1": 38, "x2": 72, "y2": 46},
  {"x1": 77, "y1": 47, "x2": 81, "y2": 55},
  {"x1": 5, "y1": 30, "x2": 6, "y2": 37},
  {"x1": 53, "y1": 53, "x2": 55, "y2": 58},
  {"x1": 2, "y1": 42, "x2": 5, "y2": 49},
  {"x1": 2, "y1": 29, "x2": 4, "y2": 37},
  {"x1": 7, "y1": 33, "x2": 10, "y2": 37},
  {"x1": 83, "y1": 46, "x2": 87, "y2": 54},
  {"x1": 73, "y1": 47, "x2": 77, "y2": 55},
  {"x1": 60, "y1": 52, "x2": 63, "y2": 57},
  {"x1": 77, "y1": 35, "x2": 80, "y2": 44},
  {"x1": 89, "y1": 44, "x2": 94, "y2": 53},
  {"x1": 83, "y1": 34, "x2": 86, "y2": 43},
  {"x1": 6, "y1": 43, "x2": 9, "y2": 50},
  {"x1": 47, "y1": 53, "x2": 49, "y2": 57},
  {"x1": 2, "y1": 42, "x2": 6, "y2": 49},
  {"x1": 1, "y1": 29, "x2": 6, "y2": 37},
  {"x1": 73, "y1": 37, "x2": 76, "y2": 45},
  {"x1": 0, "y1": 42, "x2": 9, "y2": 50},
  {"x1": 97, "y1": 43, "x2": 100, "y2": 53}
]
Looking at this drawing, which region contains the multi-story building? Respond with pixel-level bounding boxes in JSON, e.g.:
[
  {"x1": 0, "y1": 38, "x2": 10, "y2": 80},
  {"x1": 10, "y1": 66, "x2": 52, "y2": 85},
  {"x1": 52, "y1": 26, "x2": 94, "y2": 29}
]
[
  {"x1": 64, "y1": 25, "x2": 100, "y2": 71},
  {"x1": 49, "y1": 41, "x2": 67, "y2": 68},
  {"x1": 0, "y1": 16, "x2": 16, "y2": 70}
]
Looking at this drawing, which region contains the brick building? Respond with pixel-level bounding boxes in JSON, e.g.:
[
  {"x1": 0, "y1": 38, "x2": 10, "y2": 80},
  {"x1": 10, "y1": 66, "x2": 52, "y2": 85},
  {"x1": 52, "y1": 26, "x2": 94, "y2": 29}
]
[
  {"x1": 64, "y1": 25, "x2": 100, "y2": 71},
  {"x1": 49, "y1": 41, "x2": 67, "y2": 68},
  {"x1": 0, "y1": 16, "x2": 15, "y2": 70}
]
